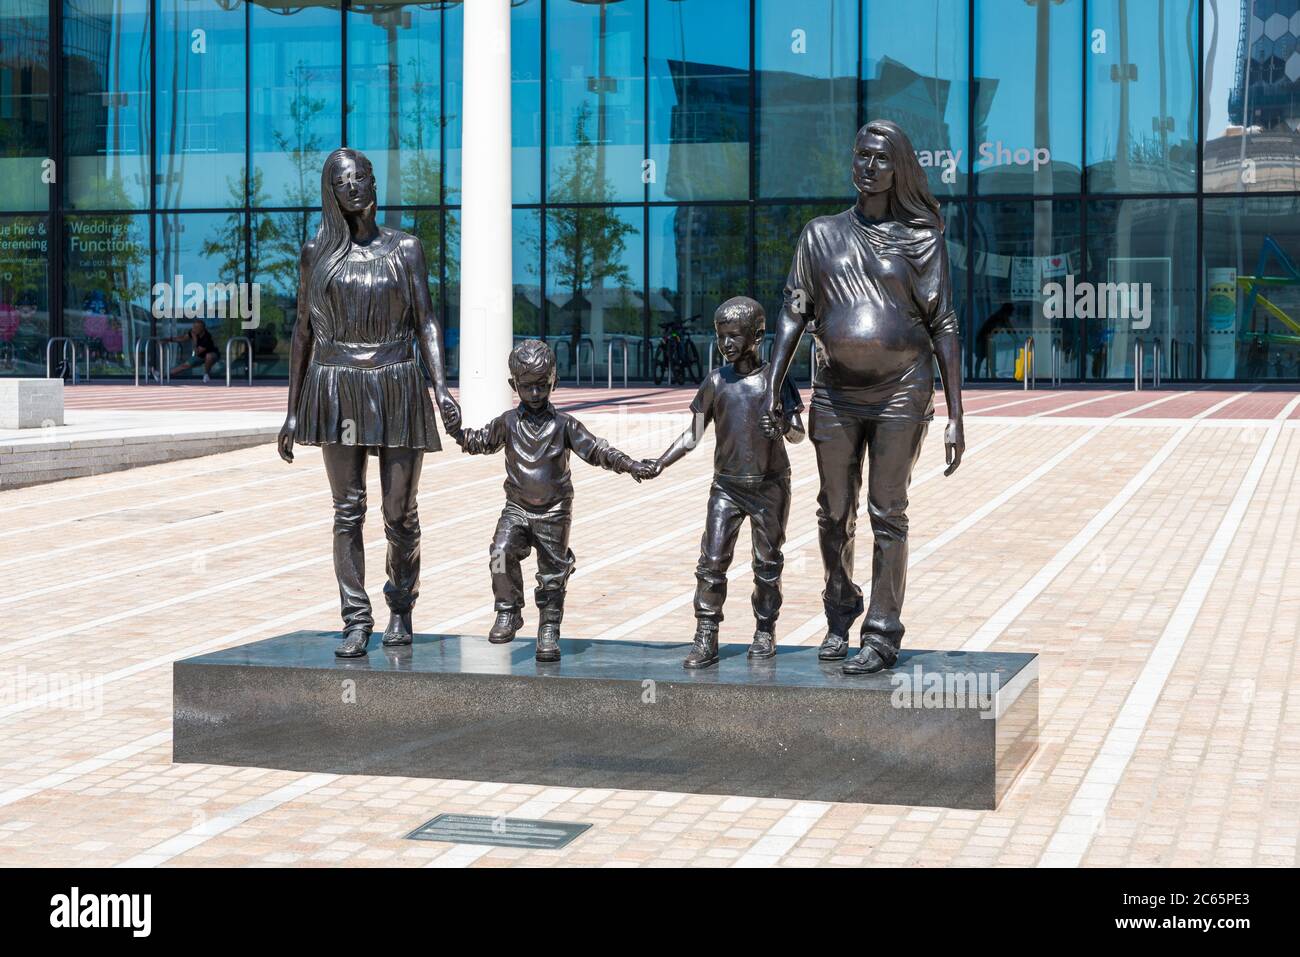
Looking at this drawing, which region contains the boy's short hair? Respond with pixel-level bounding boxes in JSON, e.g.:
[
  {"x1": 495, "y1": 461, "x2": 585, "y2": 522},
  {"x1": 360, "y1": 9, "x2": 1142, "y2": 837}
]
[
  {"x1": 508, "y1": 338, "x2": 557, "y2": 380},
  {"x1": 713, "y1": 296, "x2": 765, "y2": 338}
]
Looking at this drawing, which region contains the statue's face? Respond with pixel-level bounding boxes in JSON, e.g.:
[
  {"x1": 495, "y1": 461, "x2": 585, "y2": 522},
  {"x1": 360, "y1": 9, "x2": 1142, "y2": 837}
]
[
  {"x1": 330, "y1": 155, "x2": 376, "y2": 214},
  {"x1": 714, "y1": 317, "x2": 760, "y2": 365},
  {"x1": 853, "y1": 132, "x2": 895, "y2": 197},
  {"x1": 511, "y1": 368, "x2": 555, "y2": 411}
]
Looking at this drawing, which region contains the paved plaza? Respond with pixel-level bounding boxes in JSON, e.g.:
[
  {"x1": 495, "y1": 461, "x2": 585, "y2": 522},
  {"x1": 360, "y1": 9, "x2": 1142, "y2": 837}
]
[{"x1": 1, "y1": 385, "x2": 1298, "y2": 867}]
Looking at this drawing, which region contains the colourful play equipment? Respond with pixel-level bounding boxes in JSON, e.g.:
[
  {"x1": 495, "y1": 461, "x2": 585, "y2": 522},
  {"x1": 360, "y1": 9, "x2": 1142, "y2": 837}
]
[{"x1": 1236, "y1": 235, "x2": 1300, "y2": 345}]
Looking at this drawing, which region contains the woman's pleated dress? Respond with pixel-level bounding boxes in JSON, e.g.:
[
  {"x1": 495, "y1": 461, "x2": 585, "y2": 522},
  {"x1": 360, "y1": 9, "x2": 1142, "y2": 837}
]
[{"x1": 293, "y1": 228, "x2": 440, "y2": 452}]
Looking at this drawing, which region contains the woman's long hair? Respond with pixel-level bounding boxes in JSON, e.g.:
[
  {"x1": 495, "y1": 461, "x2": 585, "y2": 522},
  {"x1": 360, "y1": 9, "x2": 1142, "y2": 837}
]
[
  {"x1": 306, "y1": 148, "x2": 375, "y2": 334},
  {"x1": 857, "y1": 119, "x2": 944, "y2": 233}
]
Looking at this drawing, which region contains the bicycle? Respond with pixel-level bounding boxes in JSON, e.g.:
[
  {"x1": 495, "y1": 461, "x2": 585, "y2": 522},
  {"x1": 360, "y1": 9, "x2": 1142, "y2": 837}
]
[{"x1": 652, "y1": 315, "x2": 704, "y2": 385}]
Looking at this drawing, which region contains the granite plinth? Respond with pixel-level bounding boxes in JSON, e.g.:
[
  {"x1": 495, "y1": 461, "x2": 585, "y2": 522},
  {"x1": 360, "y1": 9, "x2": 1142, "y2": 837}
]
[{"x1": 173, "y1": 632, "x2": 1038, "y2": 809}]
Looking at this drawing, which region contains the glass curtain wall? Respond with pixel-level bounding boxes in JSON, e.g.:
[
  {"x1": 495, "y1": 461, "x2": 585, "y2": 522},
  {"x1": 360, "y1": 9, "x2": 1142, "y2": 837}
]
[{"x1": 10, "y1": 3, "x2": 1300, "y2": 382}]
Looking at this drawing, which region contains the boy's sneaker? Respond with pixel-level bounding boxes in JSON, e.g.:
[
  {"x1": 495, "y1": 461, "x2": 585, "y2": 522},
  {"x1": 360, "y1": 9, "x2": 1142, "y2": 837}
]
[
  {"x1": 203, "y1": 372, "x2": 211, "y2": 383},
  {"x1": 818, "y1": 631, "x2": 849, "y2": 660},
  {"x1": 535, "y1": 623, "x2": 561, "y2": 662},
  {"x1": 748, "y1": 628, "x2": 776, "y2": 660},
  {"x1": 488, "y1": 610, "x2": 523, "y2": 643},
  {"x1": 683, "y1": 621, "x2": 720, "y2": 669}
]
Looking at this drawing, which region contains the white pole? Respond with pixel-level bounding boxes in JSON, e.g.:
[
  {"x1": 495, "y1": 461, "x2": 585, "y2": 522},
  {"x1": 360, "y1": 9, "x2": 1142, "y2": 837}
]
[{"x1": 457, "y1": 0, "x2": 515, "y2": 427}]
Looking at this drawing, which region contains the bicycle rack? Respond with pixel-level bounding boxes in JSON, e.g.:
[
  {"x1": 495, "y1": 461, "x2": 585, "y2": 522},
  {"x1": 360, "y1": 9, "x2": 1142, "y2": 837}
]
[
  {"x1": 607, "y1": 337, "x2": 629, "y2": 389},
  {"x1": 1050, "y1": 339, "x2": 1063, "y2": 388},
  {"x1": 1133, "y1": 340, "x2": 1144, "y2": 391},
  {"x1": 46, "y1": 337, "x2": 89, "y2": 384},
  {"x1": 574, "y1": 336, "x2": 595, "y2": 385},
  {"x1": 133, "y1": 337, "x2": 170, "y2": 386},
  {"x1": 226, "y1": 336, "x2": 253, "y2": 387},
  {"x1": 1169, "y1": 338, "x2": 1182, "y2": 380},
  {"x1": 0, "y1": 341, "x2": 14, "y2": 368},
  {"x1": 1151, "y1": 339, "x2": 1162, "y2": 390},
  {"x1": 549, "y1": 337, "x2": 572, "y2": 376},
  {"x1": 1022, "y1": 336, "x2": 1035, "y2": 391}
]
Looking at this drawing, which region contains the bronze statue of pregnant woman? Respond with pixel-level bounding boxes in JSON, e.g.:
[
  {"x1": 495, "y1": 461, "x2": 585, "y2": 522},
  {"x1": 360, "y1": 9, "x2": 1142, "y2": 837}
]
[
  {"x1": 764, "y1": 120, "x2": 966, "y2": 676},
  {"x1": 277, "y1": 147, "x2": 461, "y2": 659}
]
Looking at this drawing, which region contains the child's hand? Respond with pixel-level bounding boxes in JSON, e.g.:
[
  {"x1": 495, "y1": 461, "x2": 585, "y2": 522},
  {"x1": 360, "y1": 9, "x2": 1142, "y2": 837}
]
[
  {"x1": 760, "y1": 414, "x2": 789, "y2": 439},
  {"x1": 633, "y1": 458, "x2": 662, "y2": 481}
]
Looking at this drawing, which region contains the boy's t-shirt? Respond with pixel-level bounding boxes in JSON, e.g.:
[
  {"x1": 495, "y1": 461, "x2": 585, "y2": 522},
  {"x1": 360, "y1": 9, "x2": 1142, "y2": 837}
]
[{"x1": 690, "y1": 363, "x2": 803, "y2": 480}]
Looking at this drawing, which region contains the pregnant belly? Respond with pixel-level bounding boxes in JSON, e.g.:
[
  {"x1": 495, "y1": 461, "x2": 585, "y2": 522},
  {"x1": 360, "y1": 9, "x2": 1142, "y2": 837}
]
[{"x1": 814, "y1": 306, "x2": 932, "y2": 388}]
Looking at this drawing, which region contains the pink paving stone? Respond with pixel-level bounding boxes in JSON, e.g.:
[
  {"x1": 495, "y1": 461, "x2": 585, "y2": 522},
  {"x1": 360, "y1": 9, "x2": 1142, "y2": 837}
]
[
  {"x1": 1206, "y1": 390, "x2": 1300, "y2": 419},
  {"x1": 1039, "y1": 391, "x2": 1151, "y2": 418},
  {"x1": 1125, "y1": 390, "x2": 1231, "y2": 419}
]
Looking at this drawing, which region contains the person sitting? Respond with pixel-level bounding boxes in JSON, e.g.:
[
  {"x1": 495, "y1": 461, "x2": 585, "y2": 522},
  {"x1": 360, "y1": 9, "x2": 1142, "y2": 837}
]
[{"x1": 160, "y1": 320, "x2": 220, "y2": 383}]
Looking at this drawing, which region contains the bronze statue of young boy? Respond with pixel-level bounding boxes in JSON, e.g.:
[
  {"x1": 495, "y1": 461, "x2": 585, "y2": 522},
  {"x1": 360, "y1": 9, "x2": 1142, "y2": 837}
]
[
  {"x1": 647, "y1": 297, "x2": 805, "y2": 669},
  {"x1": 450, "y1": 339, "x2": 656, "y2": 662}
]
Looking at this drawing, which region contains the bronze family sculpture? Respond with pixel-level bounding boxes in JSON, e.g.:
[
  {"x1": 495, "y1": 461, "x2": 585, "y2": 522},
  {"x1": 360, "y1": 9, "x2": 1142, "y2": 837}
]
[
  {"x1": 278, "y1": 147, "x2": 461, "y2": 659},
  {"x1": 763, "y1": 119, "x2": 965, "y2": 675},
  {"x1": 282, "y1": 121, "x2": 962, "y2": 675},
  {"x1": 648, "y1": 296, "x2": 805, "y2": 669},
  {"x1": 449, "y1": 338, "x2": 657, "y2": 662}
]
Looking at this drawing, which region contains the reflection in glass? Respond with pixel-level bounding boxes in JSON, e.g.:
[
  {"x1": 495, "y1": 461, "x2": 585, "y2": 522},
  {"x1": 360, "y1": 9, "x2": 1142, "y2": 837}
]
[
  {"x1": 756, "y1": 0, "x2": 857, "y2": 198},
  {"x1": 546, "y1": 0, "x2": 646, "y2": 203},
  {"x1": 1203, "y1": 197, "x2": 1300, "y2": 379},
  {"x1": 0, "y1": 217, "x2": 49, "y2": 374},
  {"x1": 154, "y1": 212, "x2": 248, "y2": 376},
  {"x1": 1086, "y1": 199, "x2": 1197, "y2": 380},
  {"x1": 1086, "y1": 0, "x2": 1197, "y2": 193},
  {"x1": 446, "y1": 0, "x2": 543, "y2": 204},
  {"x1": 347, "y1": 2, "x2": 440, "y2": 212},
  {"x1": 755, "y1": 202, "x2": 843, "y2": 382},
  {"x1": 64, "y1": 213, "x2": 147, "y2": 375},
  {"x1": 63, "y1": 0, "x2": 151, "y2": 209},
  {"x1": 157, "y1": 0, "x2": 246, "y2": 209},
  {"x1": 543, "y1": 205, "x2": 642, "y2": 378},
  {"x1": 862, "y1": 0, "x2": 969, "y2": 196},
  {"x1": 251, "y1": 209, "x2": 320, "y2": 378},
  {"x1": 0, "y1": 1, "x2": 51, "y2": 212},
  {"x1": 974, "y1": 0, "x2": 1082, "y2": 195},
  {"x1": 649, "y1": 205, "x2": 748, "y2": 370},
  {"x1": 648, "y1": 0, "x2": 749, "y2": 202},
  {"x1": 1203, "y1": 0, "x2": 1300, "y2": 192},
  {"x1": 251, "y1": 1, "x2": 342, "y2": 208},
  {"x1": 968, "y1": 201, "x2": 1081, "y2": 380}
]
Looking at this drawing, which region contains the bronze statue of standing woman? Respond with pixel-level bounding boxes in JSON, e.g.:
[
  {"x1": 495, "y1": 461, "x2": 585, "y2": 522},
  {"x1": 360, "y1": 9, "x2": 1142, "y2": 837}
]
[
  {"x1": 764, "y1": 120, "x2": 965, "y2": 675},
  {"x1": 278, "y1": 147, "x2": 461, "y2": 659}
]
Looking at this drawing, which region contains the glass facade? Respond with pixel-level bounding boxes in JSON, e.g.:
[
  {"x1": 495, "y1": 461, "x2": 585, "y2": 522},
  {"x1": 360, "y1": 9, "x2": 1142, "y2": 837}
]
[{"x1": 7, "y1": 1, "x2": 1300, "y2": 382}]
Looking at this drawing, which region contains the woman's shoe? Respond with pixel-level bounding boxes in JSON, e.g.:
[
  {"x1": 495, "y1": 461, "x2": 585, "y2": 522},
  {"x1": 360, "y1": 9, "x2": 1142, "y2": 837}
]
[
  {"x1": 842, "y1": 645, "x2": 888, "y2": 675},
  {"x1": 381, "y1": 610, "x2": 413, "y2": 646},
  {"x1": 335, "y1": 627, "x2": 372, "y2": 658}
]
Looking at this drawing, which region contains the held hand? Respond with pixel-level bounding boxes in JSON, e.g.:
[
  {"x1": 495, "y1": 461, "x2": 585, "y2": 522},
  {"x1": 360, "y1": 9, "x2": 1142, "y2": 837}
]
[
  {"x1": 277, "y1": 415, "x2": 296, "y2": 464},
  {"x1": 437, "y1": 390, "x2": 462, "y2": 433},
  {"x1": 944, "y1": 416, "x2": 965, "y2": 476},
  {"x1": 633, "y1": 458, "x2": 662, "y2": 481},
  {"x1": 759, "y1": 386, "x2": 783, "y2": 438},
  {"x1": 760, "y1": 413, "x2": 790, "y2": 440}
]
